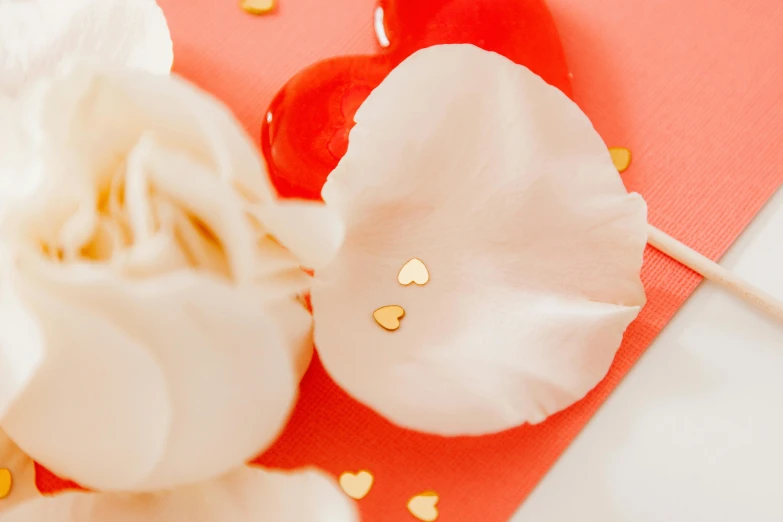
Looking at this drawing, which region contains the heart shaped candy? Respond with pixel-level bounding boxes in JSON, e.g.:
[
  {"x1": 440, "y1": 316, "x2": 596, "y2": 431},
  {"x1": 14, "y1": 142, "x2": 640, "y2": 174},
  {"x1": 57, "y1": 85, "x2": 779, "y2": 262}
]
[{"x1": 261, "y1": 0, "x2": 572, "y2": 201}]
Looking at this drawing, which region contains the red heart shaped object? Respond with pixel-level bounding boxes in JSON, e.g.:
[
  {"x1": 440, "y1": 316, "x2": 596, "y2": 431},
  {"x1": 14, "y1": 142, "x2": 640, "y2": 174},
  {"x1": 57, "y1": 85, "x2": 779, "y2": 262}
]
[{"x1": 261, "y1": 0, "x2": 572, "y2": 201}]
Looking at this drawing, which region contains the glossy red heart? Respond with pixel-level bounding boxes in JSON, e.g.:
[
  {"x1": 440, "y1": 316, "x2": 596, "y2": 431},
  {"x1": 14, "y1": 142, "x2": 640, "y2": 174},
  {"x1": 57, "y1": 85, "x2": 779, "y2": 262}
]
[{"x1": 261, "y1": 0, "x2": 572, "y2": 201}]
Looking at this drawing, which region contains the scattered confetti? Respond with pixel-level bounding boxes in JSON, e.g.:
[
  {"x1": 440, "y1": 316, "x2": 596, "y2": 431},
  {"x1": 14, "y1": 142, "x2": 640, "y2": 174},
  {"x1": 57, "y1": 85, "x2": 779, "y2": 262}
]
[
  {"x1": 338, "y1": 470, "x2": 374, "y2": 500},
  {"x1": 241, "y1": 0, "x2": 275, "y2": 15},
  {"x1": 407, "y1": 491, "x2": 439, "y2": 521},
  {"x1": 609, "y1": 147, "x2": 632, "y2": 173},
  {"x1": 373, "y1": 305, "x2": 405, "y2": 331},
  {"x1": 398, "y1": 258, "x2": 430, "y2": 286},
  {"x1": 0, "y1": 469, "x2": 11, "y2": 500}
]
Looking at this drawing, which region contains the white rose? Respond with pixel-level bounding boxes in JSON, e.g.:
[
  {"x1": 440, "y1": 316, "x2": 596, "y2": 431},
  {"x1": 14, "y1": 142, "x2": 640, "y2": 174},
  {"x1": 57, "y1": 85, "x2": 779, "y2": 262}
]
[
  {"x1": 0, "y1": 64, "x2": 344, "y2": 493},
  {"x1": 0, "y1": 0, "x2": 173, "y2": 97}
]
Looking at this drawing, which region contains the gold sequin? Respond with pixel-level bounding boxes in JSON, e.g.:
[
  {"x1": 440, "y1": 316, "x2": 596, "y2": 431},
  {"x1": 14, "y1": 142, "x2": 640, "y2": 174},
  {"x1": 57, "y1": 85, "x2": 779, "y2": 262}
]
[
  {"x1": 398, "y1": 258, "x2": 430, "y2": 286},
  {"x1": 241, "y1": 0, "x2": 275, "y2": 15},
  {"x1": 373, "y1": 305, "x2": 405, "y2": 331},
  {"x1": 338, "y1": 470, "x2": 374, "y2": 500},
  {"x1": 609, "y1": 147, "x2": 632, "y2": 173},
  {"x1": 407, "y1": 491, "x2": 439, "y2": 521},
  {"x1": 0, "y1": 469, "x2": 12, "y2": 500}
]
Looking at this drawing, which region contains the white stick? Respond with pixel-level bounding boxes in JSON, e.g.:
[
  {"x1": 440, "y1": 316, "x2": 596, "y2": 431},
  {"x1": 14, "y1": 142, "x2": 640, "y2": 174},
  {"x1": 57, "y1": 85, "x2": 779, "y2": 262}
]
[{"x1": 647, "y1": 224, "x2": 783, "y2": 323}]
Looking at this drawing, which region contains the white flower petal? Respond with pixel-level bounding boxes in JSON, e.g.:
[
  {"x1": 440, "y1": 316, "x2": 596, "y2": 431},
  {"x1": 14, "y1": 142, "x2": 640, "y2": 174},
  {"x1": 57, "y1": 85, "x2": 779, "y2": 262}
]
[
  {"x1": 312, "y1": 45, "x2": 648, "y2": 436},
  {"x1": 1, "y1": 467, "x2": 356, "y2": 522},
  {"x1": 0, "y1": 0, "x2": 173, "y2": 97},
  {"x1": 1, "y1": 249, "x2": 298, "y2": 492},
  {"x1": 0, "y1": 430, "x2": 38, "y2": 513},
  {"x1": 271, "y1": 297, "x2": 316, "y2": 380},
  {"x1": 0, "y1": 65, "x2": 322, "y2": 492},
  {"x1": 252, "y1": 201, "x2": 346, "y2": 270},
  {"x1": 0, "y1": 255, "x2": 171, "y2": 490},
  {"x1": 0, "y1": 256, "x2": 45, "y2": 421},
  {"x1": 26, "y1": 67, "x2": 273, "y2": 209}
]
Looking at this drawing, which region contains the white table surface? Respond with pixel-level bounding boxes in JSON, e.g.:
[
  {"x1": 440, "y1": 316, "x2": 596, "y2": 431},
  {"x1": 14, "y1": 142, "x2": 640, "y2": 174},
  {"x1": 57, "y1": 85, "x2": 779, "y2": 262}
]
[{"x1": 513, "y1": 188, "x2": 783, "y2": 522}]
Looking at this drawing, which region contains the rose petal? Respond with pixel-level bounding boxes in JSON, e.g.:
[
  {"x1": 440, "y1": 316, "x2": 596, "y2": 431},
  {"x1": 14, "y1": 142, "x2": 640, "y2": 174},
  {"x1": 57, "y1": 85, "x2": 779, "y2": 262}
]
[
  {"x1": 1, "y1": 467, "x2": 356, "y2": 522},
  {"x1": 0, "y1": 65, "x2": 331, "y2": 492},
  {"x1": 0, "y1": 69, "x2": 272, "y2": 261},
  {"x1": 0, "y1": 67, "x2": 272, "y2": 221},
  {"x1": 0, "y1": 257, "x2": 45, "y2": 421},
  {"x1": 251, "y1": 201, "x2": 346, "y2": 270},
  {"x1": 272, "y1": 297, "x2": 316, "y2": 380},
  {"x1": 0, "y1": 252, "x2": 172, "y2": 490},
  {"x1": 0, "y1": 431, "x2": 38, "y2": 513},
  {"x1": 312, "y1": 45, "x2": 647, "y2": 435},
  {"x1": 129, "y1": 134, "x2": 261, "y2": 284},
  {"x1": 0, "y1": 0, "x2": 173, "y2": 97},
  {"x1": 1, "y1": 251, "x2": 299, "y2": 491}
]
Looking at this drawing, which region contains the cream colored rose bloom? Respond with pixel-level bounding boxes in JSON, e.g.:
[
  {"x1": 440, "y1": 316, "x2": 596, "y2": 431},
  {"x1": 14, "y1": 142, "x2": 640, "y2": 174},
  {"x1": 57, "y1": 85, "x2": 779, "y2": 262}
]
[
  {"x1": 0, "y1": 0, "x2": 173, "y2": 97},
  {"x1": 0, "y1": 65, "x2": 344, "y2": 493}
]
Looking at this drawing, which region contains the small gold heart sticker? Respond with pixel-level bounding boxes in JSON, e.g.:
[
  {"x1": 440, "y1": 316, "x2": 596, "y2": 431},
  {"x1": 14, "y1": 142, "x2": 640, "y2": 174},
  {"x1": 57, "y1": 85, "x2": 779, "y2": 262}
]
[
  {"x1": 241, "y1": 0, "x2": 275, "y2": 15},
  {"x1": 0, "y1": 469, "x2": 12, "y2": 500},
  {"x1": 398, "y1": 258, "x2": 430, "y2": 286},
  {"x1": 407, "y1": 491, "x2": 439, "y2": 521},
  {"x1": 609, "y1": 147, "x2": 632, "y2": 173},
  {"x1": 338, "y1": 470, "x2": 374, "y2": 500},
  {"x1": 373, "y1": 306, "x2": 405, "y2": 331}
]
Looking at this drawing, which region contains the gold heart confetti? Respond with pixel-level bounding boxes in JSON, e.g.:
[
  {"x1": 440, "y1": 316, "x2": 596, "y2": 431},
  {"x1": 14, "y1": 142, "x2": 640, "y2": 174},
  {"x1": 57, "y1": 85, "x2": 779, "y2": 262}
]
[
  {"x1": 0, "y1": 469, "x2": 11, "y2": 500},
  {"x1": 338, "y1": 470, "x2": 374, "y2": 500},
  {"x1": 241, "y1": 0, "x2": 275, "y2": 15},
  {"x1": 398, "y1": 258, "x2": 430, "y2": 286},
  {"x1": 407, "y1": 491, "x2": 439, "y2": 521},
  {"x1": 609, "y1": 147, "x2": 632, "y2": 173},
  {"x1": 373, "y1": 305, "x2": 405, "y2": 331}
]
